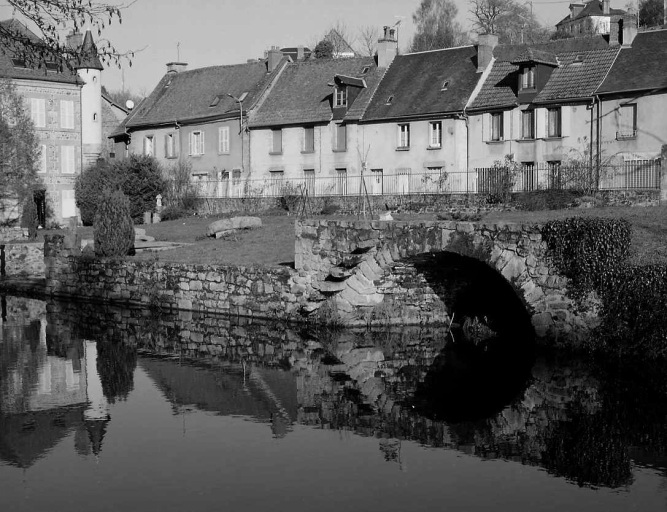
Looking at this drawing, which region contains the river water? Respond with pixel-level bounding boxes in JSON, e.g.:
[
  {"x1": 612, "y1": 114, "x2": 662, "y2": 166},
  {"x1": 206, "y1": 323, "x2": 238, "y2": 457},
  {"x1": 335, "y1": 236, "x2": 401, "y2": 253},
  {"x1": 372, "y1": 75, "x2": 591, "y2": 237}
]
[{"x1": 1, "y1": 294, "x2": 667, "y2": 512}]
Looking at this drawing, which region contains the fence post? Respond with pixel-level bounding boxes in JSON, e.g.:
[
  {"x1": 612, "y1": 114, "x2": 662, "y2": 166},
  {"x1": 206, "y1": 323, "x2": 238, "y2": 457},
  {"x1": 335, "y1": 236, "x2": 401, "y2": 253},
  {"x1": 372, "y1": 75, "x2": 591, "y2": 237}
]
[{"x1": 661, "y1": 145, "x2": 667, "y2": 204}]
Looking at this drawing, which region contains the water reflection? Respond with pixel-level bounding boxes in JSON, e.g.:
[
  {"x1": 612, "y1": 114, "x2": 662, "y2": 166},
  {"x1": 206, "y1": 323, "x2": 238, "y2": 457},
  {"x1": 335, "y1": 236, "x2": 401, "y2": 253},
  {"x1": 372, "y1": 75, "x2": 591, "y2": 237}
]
[{"x1": 1, "y1": 294, "x2": 667, "y2": 503}]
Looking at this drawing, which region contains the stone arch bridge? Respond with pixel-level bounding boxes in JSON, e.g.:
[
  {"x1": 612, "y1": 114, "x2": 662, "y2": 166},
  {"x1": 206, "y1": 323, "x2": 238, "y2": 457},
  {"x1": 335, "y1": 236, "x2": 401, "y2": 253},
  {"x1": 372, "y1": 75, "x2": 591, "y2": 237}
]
[{"x1": 295, "y1": 219, "x2": 598, "y2": 342}]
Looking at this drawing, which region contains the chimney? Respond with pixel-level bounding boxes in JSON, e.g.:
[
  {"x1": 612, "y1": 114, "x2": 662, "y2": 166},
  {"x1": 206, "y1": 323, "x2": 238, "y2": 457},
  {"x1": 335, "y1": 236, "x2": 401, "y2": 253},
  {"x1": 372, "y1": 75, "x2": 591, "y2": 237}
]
[
  {"x1": 609, "y1": 16, "x2": 621, "y2": 46},
  {"x1": 66, "y1": 31, "x2": 83, "y2": 50},
  {"x1": 665, "y1": 0, "x2": 667, "y2": 25},
  {"x1": 603, "y1": 0, "x2": 610, "y2": 15},
  {"x1": 267, "y1": 46, "x2": 282, "y2": 72},
  {"x1": 297, "y1": 45, "x2": 305, "y2": 61},
  {"x1": 622, "y1": 15, "x2": 638, "y2": 46},
  {"x1": 166, "y1": 62, "x2": 188, "y2": 73},
  {"x1": 377, "y1": 26, "x2": 398, "y2": 69},
  {"x1": 477, "y1": 33, "x2": 498, "y2": 73}
]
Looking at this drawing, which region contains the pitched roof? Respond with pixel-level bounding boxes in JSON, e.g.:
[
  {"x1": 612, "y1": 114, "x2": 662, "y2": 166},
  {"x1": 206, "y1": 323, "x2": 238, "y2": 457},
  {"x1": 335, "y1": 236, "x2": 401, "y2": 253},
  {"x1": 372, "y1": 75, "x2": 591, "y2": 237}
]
[
  {"x1": 0, "y1": 19, "x2": 79, "y2": 84},
  {"x1": 249, "y1": 56, "x2": 381, "y2": 127},
  {"x1": 556, "y1": 0, "x2": 626, "y2": 27},
  {"x1": 74, "y1": 30, "x2": 103, "y2": 71},
  {"x1": 124, "y1": 59, "x2": 286, "y2": 130},
  {"x1": 511, "y1": 48, "x2": 559, "y2": 66},
  {"x1": 468, "y1": 36, "x2": 618, "y2": 110},
  {"x1": 362, "y1": 45, "x2": 481, "y2": 122},
  {"x1": 325, "y1": 29, "x2": 357, "y2": 56},
  {"x1": 596, "y1": 29, "x2": 667, "y2": 95}
]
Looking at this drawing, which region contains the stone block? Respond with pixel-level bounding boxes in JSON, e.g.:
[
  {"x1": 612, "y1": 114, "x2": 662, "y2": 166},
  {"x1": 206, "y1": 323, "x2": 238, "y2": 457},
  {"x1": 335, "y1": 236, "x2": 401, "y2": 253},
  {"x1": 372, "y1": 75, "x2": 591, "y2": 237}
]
[{"x1": 207, "y1": 216, "x2": 262, "y2": 237}]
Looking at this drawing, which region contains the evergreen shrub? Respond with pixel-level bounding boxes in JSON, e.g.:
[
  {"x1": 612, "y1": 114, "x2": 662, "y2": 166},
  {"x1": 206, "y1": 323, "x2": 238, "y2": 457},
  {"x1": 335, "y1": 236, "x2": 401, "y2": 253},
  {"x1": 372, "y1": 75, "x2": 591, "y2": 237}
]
[
  {"x1": 76, "y1": 155, "x2": 165, "y2": 225},
  {"x1": 93, "y1": 188, "x2": 135, "y2": 257},
  {"x1": 20, "y1": 196, "x2": 38, "y2": 239}
]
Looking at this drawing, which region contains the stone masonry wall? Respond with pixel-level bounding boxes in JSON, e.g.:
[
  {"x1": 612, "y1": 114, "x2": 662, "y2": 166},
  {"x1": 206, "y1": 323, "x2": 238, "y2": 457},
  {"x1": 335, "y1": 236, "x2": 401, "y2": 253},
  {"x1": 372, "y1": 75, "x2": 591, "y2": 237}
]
[
  {"x1": 44, "y1": 234, "x2": 315, "y2": 322},
  {"x1": 1, "y1": 243, "x2": 45, "y2": 277},
  {"x1": 0, "y1": 227, "x2": 28, "y2": 243}
]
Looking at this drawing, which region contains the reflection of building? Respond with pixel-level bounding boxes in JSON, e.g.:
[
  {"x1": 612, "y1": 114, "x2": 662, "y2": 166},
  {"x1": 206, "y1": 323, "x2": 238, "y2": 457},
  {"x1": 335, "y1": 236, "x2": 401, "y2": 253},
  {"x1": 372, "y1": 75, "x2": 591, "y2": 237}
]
[{"x1": 0, "y1": 302, "x2": 111, "y2": 467}]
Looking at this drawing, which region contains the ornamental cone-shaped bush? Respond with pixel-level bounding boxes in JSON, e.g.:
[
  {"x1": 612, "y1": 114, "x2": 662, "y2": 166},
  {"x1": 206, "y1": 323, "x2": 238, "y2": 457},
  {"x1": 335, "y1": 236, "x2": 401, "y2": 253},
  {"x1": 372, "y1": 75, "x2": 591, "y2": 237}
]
[
  {"x1": 20, "y1": 195, "x2": 39, "y2": 239},
  {"x1": 94, "y1": 188, "x2": 135, "y2": 257}
]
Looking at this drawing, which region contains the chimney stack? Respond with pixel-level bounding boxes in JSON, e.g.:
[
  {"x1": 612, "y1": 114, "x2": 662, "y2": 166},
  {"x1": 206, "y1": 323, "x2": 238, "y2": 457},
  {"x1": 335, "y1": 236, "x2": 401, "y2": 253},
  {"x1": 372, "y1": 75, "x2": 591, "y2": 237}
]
[
  {"x1": 603, "y1": 0, "x2": 610, "y2": 15},
  {"x1": 622, "y1": 15, "x2": 638, "y2": 46},
  {"x1": 477, "y1": 33, "x2": 498, "y2": 73},
  {"x1": 377, "y1": 26, "x2": 398, "y2": 69},
  {"x1": 570, "y1": 2, "x2": 586, "y2": 19},
  {"x1": 267, "y1": 46, "x2": 282, "y2": 72},
  {"x1": 664, "y1": 0, "x2": 667, "y2": 25},
  {"x1": 297, "y1": 45, "x2": 305, "y2": 61},
  {"x1": 166, "y1": 62, "x2": 188, "y2": 73}
]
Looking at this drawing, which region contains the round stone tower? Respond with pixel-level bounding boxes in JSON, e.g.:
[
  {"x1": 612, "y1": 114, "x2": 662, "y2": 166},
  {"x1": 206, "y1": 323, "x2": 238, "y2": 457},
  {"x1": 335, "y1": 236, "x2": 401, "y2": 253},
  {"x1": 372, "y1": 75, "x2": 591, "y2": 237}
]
[{"x1": 75, "y1": 30, "x2": 104, "y2": 169}]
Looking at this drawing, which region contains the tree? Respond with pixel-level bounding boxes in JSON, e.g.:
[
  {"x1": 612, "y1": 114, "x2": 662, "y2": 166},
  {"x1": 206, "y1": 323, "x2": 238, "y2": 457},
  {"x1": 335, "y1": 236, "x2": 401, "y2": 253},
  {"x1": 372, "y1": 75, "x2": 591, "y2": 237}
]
[
  {"x1": 358, "y1": 25, "x2": 379, "y2": 57},
  {"x1": 470, "y1": 0, "x2": 552, "y2": 44},
  {"x1": 314, "y1": 39, "x2": 334, "y2": 59},
  {"x1": 0, "y1": 1, "x2": 131, "y2": 70},
  {"x1": 93, "y1": 188, "x2": 135, "y2": 257},
  {"x1": 639, "y1": 0, "x2": 663, "y2": 27},
  {"x1": 410, "y1": 0, "x2": 470, "y2": 52},
  {"x1": 0, "y1": 79, "x2": 40, "y2": 223}
]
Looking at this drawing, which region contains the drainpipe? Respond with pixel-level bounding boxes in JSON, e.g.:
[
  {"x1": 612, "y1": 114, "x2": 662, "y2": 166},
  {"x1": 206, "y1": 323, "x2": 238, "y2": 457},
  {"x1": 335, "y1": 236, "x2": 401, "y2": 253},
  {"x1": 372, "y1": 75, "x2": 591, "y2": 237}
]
[
  {"x1": 457, "y1": 110, "x2": 470, "y2": 195},
  {"x1": 595, "y1": 94, "x2": 602, "y2": 187}
]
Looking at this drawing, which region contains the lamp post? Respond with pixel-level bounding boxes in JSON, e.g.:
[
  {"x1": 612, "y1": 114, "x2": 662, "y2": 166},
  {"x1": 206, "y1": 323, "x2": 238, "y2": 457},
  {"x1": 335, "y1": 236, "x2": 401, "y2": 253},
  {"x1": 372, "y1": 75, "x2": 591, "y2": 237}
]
[{"x1": 226, "y1": 93, "x2": 244, "y2": 171}]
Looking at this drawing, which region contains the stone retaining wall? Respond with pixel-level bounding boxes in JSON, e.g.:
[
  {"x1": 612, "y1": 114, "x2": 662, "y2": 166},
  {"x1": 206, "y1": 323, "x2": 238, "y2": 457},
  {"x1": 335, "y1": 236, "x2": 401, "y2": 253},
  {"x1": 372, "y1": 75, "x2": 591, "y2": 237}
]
[
  {"x1": 1, "y1": 243, "x2": 44, "y2": 277},
  {"x1": 44, "y1": 234, "x2": 314, "y2": 321},
  {"x1": 0, "y1": 227, "x2": 28, "y2": 243}
]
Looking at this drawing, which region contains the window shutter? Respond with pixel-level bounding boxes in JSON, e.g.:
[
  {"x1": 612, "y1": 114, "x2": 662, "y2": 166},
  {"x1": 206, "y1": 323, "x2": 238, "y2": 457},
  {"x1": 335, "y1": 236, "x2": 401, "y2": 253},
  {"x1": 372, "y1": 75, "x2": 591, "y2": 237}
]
[
  {"x1": 200, "y1": 131, "x2": 205, "y2": 154},
  {"x1": 189, "y1": 132, "x2": 193, "y2": 155},
  {"x1": 535, "y1": 108, "x2": 546, "y2": 139},
  {"x1": 503, "y1": 111, "x2": 511, "y2": 140},
  {"x1": 40, "y1": 144, "x2": 47, "y2": 173},
  {"x1": 560, "y1": 106, "x2": 571, "y2": 137},
  {"x1": 482, "y1": 113, "x2": 490, "y2": 142}
]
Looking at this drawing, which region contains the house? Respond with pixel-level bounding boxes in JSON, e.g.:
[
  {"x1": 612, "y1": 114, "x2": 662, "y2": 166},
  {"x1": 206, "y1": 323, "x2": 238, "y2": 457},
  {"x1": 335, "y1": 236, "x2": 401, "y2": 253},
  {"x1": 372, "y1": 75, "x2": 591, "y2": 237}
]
[
  {"x1": 595, "y1": 26, "x2": 667, "y2": 187},
  {"x1": 466, "y1": 33, "x2": 621, "y2": 190},
  {"x1": 323, "y1": 29, "x2": 357, "y2": 58},
  {"x1": 110, "y1": 51, "x2": 288, "y2": 196},
  {"x1": 246, "y1": 28, "x2": 396, "y2": 197},
  {"x1": 555, "y1": 0, "x2": 627, "y2": 36},
  {"x1": 357, "y1": 34, "x2": 497, "y2": 195},
  {"x1": 101, "y1": 93, "x2": 128, "y2": 159},
  {"x1": 0, "y1": 20, "x2": 104, "y2": 225}
]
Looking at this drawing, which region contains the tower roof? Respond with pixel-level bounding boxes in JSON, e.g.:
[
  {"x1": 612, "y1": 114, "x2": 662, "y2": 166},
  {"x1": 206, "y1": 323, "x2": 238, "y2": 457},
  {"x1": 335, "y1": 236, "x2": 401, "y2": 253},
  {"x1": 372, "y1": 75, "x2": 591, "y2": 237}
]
[{"x1": 75, "y1": 29, "x2": 103, "y2": 71}]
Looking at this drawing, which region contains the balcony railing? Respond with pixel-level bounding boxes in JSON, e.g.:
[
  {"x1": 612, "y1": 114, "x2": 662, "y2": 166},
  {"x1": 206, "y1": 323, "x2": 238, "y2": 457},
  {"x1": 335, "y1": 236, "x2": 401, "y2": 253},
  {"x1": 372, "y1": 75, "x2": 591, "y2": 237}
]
[{"x1": 186, "y1": 162, "x2": 661, "y2": 199}]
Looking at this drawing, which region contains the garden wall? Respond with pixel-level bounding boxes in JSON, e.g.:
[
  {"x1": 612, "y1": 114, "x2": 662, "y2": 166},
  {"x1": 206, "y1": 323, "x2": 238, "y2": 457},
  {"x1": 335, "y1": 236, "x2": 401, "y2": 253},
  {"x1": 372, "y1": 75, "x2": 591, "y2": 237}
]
[
  {"x1": 1, "y1": 243, "x2": 44, "y2": 278},
  {"x1": 0, "y1": 227, "x2": 28, "y2": 243}
]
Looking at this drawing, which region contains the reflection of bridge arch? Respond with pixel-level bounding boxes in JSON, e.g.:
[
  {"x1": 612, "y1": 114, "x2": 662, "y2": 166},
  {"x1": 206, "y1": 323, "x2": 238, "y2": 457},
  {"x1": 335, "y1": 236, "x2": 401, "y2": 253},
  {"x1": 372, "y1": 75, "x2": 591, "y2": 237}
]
[{"x1": 296, "y1": 220, "x2": 597, "y2": 342}]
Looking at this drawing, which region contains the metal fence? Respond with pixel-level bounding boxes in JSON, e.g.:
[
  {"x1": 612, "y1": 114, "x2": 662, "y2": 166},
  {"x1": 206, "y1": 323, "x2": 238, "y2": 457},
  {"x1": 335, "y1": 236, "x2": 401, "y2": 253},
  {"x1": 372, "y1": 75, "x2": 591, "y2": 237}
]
[{"x1": 189, "y1": 162, "x2": 661, "y2": 199}]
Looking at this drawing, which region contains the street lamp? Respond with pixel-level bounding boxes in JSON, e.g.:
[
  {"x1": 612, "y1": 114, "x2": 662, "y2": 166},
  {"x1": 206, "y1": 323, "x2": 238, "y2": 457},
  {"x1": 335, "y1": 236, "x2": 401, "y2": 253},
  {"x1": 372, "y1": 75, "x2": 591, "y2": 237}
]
[{"x1": 226, "y1": 93, "x2": 246, "y2": 171}]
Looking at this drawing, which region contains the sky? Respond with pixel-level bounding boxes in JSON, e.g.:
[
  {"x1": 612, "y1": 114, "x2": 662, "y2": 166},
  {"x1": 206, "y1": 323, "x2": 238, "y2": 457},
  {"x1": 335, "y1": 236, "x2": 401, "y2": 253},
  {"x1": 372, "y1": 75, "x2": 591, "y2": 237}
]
[{"x1": 1, "y1": 0, "x2": 578, "y2": 95}]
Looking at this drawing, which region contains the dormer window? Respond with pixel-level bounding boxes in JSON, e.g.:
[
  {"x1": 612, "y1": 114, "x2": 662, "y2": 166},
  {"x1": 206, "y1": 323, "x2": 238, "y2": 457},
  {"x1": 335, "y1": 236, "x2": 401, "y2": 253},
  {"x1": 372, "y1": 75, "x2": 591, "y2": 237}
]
[
  {"x1": 361, "y1": 66, "x2": 370, "y2": 75},
  {"x1": 210, "y1": 95, "x2": 221, "y2": 107},
  {"x1": 441, "y1": 80, "x2": 449, "y2": 91},
  {"x1": 335, "y1": 85, "x2": 347, "y2": 107},
  {"x1": 386, "y1": 95, "x2": 394, "y2": 105},
  {"x1": 520, "y1": 66, "x2": 535, "y2": 90}
]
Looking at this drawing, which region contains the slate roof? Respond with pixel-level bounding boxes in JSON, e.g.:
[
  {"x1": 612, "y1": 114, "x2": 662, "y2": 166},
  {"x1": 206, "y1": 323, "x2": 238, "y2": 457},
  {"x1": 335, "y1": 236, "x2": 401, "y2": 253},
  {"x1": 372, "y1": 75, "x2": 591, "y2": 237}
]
[
  {"x1": 362, "y1": 45, "x2": 481, "y2": 122},
  {"x1": 0, "y1": 19, "x2": 79, "y2": 84},
  {"x1": 511, "y1": 48, "x2": 558, "y2": 66},
  {"x1": 249, "y1": 56, "x2": 381, "y2": 127},
  {"x1": 556, "y1": 1, "x2": 626, "y2": 27},
  {"x1": 74, "y1": 30, "x2": 103, "y2": 71},
  {"x1": 123, "y1": 59, "x2": 286, "y2": 130},
  {"x1": 596, "y1": 29, "x2": 667, "y2": 94},
  {"x1": 468, "y1": 36, "x2": 619, "y2": 110}
]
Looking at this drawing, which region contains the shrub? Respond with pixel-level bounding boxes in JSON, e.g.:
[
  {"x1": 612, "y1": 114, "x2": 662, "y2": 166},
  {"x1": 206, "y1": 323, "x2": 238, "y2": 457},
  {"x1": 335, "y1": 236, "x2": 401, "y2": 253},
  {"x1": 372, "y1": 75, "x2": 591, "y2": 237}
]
[
  {"x1": 516, "y1": 190, "x2": 581, "y2": 211},
  {"x1": 541, "y1": 216, "x2": 631, "y2": 305},
  {"x1": 162, "y1": 160, "x2": 200, "y2": 217},
  {"x1": 76, "y1": 155, "x2": 165, "y2": 225},
  {"x1": 20, "y1": 196, "x2": 38, "y2": 239},
  {"x1": 93, "y1": 189, "x2": 135, "y2": 257}
]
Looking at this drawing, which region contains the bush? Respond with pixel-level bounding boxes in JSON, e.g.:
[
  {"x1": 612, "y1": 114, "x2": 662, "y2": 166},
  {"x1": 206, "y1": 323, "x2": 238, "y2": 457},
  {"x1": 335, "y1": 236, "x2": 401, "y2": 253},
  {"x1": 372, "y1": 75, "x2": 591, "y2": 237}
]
[
  {"x1": 76, "y1": 155, "x2": 165, "y2": 225},
  {"x1": 541, "y1": 217, "x2": 631, "y2": 305},
  {"x1": 162, "y1": 160, "x2": 200, "y2": 217},
  {"x1": 516, "y1": 190, "x2": 581, "y2": 211},
  {"x1": 93, "y1": 189, "x2": 135, "y2": 257},
  {"x1": 20, "y1": 196, "x2": 38, "y2": 239}
]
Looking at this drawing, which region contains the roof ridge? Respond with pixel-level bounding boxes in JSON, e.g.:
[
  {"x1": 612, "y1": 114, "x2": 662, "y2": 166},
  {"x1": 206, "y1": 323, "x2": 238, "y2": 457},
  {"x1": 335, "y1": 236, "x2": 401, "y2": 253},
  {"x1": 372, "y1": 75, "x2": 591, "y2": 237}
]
[{"x1": 403, "y1": 44, "x2": 475, "y2": 56}]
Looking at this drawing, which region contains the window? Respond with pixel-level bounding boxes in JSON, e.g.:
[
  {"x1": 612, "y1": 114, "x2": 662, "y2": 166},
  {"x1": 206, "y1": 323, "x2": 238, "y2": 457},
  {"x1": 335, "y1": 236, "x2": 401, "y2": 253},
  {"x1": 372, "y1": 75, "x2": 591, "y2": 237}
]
[
  {"x1": 303, "y1": 126, "x2": 315, "y2": 153},
  {"x1": 269, "y1": 170, "x2": 284, "y2": 196},
  {"x1": 491, "y1": 112, "x2": 504, "y2": 141},
  {"x1": 521, "y1": 162, "x2": 536, "y2": 191},
  {"x1": 520, "y1": 66, "x2": 535, "y2": 90},
  {"x1": 271, "y1": 129, "x2": 282, "y2": 153},
  {"x1": 30, "y1": 98, "x2": 46, "y2": 128},
  {"x1": 219, "y1": 126, "x2": 230, "y2": 153},
  {"x1": 521, "y1": 110, "x2": 535, "y2": 139},
  {"x1": 335, "y1": 168, "x2": 348, "y2": 195},
  {"x1": 189, "y1": 130, "x2": 205, "y2": 156},
  {"x1": 333, "y1": 124, "x2": 346, "y2": 152},
  {"x1": 617, "y1": 103, "x2": 637, "y2": 139},
  {"x1": 370, "y1": 169, "x2": 383, "y2": 195},
  {"x1": 547, "y1": 107, "x2": 561, "y2": 138},
  {"x1": 397, "y1": 123, "x2": 410, "y2": 149},
  {"x1": 61, "y1": 146, "x2": 75, "y2": 174},
  {"x1": 335, "y1": 86, "x2": 347, "y2": 107},
  {"x1": 60, "y1": 100, "x2": 74, "y2": 129},
  {"x1": 429, "y1": 121, "x2": 442, "y2": 148},
  {"x1": 143, "y1": 135, "x2": 154, "y2": 156},
  {"x1": 39, "y1": 145, "x2": 47, "y2": 173},
  {"x1": 548, "y1": 161, "x2": 562, "y2": 189},
  {"x1": 165, "y1": 132, "x2": 177, "y2": 158}
]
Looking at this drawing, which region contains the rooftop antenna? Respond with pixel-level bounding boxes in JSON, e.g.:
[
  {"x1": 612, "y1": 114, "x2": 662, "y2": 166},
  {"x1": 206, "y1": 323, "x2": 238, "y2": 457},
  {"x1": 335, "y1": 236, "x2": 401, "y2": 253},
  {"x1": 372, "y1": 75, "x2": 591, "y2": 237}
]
[{"x1": 393, "y1": 16, "x2": 404, "y2": 49}]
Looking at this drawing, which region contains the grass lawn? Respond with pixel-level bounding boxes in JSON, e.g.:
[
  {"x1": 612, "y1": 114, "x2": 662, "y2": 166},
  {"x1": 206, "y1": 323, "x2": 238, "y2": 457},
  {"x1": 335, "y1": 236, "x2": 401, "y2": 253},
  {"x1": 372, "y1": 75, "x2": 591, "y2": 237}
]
[{"x1": 35, "y1": 205, "x2": 667, "y2": 268}]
